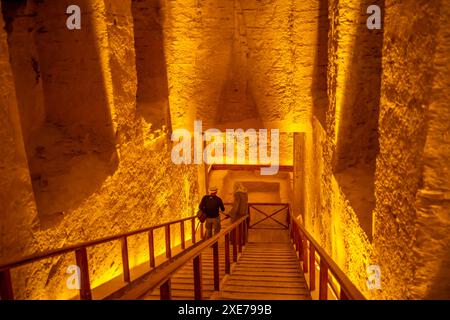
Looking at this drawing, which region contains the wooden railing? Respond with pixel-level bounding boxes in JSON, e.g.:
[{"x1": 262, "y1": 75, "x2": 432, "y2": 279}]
[
  {"x1": 1, "y1": 202, "x2": 364, "y2": 301},
  {"x1": 0, "y1": 215, "x2": 202, "y2": 300},
  {"x1": 287, "y1": 206, "x2": 366, "y2": 300},
  {"x1": 113, "y1": 215, "x2": 249, "y2": 300}
]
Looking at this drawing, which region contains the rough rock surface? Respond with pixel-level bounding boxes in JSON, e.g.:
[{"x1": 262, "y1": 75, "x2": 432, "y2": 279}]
[
  {"x1": 0, "y1": 0, "x2": 200, "y2": 299},
  {"x1": 303, "y1": 0, "x2": 450, "y2": 300}
]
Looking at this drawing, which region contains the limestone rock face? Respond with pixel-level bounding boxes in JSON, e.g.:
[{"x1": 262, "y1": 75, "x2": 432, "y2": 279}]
[
  {"x1": 0, "y1": 0, "x2": 200, "y2": 299},
  {"x1": 163, "y1": 0, "x2": 319, "y2": 132},
  {"x1": 302, "y1": 0, "x2": 450, "y2": 300},
  {"x1": 0, "y1": 0, "x2": 39, "y2": 264},
  {"x1": 375, "y1": 0, "x2": 450, "y2": 299}
]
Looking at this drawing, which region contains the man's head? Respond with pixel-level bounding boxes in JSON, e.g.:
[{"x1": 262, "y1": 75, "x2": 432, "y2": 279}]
[{"x1": 209, "y1": 186, "x2": 218, "y2": 195}]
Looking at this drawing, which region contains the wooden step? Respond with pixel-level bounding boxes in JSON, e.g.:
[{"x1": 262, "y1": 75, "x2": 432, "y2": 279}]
[
  {"x1": 222, "y1": 285, "x2": 309, "y2": 295},
  {"x1": 216, "y1": 291, "x2": 310, "y2": 300},
  {"x1": 141, "y1": 236, "x2": 311, "y2": 301},
  {"x1": 234, "y1": 262, "x2": 300, "y2": 268},
  {"x1": 223, "y1": 275, "x2": 305, "y2": 283},
  {"x1": 225, "y1": 279, "x2": 307, "y2": 288},
  {"x1": 231, "y1": 270, "x2": 303, "y2": 277},
  {"x1": 213, "y1": 240, "x2": 311, "y2": 300}
]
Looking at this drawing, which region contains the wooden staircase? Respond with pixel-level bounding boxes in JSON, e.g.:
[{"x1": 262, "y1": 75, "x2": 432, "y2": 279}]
[
  {"x1": 143, "y1": 242, "x2": 228, "y2": 300},
  {"x1": 211, "y1": 241, "x2": 311, "y2": 300},
  {"x1": 0, "y1": 203, "x2": 365, "y2": 301},
  {"x1": 143, "y1": 239, "x2": 311, "y2": 300},
  {"x1": 128, "y1": 204, "x2": 366, "y2": 301}
]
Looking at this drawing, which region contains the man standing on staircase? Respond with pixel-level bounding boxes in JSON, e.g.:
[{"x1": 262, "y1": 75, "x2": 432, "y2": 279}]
[
  {"x1": 199, "y1": 186, "x2": 225, "y2": 239},
  {"x1": 228, "y1": 182, "x2": 248, "y2": 223}
]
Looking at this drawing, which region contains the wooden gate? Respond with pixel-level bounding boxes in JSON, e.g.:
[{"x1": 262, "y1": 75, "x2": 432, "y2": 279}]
[{"x1": 248, "y1": 203, "x2": 289, "y2": 230}]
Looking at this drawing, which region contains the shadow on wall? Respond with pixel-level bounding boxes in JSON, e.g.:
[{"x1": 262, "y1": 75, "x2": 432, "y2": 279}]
[
  {"x1": 311, "y1": 0, "x2": 329, "y2": 129},
  {"x1": 2, "y1": 0, "x2": 119, "y2": 229},
  {"x1": 332, "y1": 0, "x2": 385, "y2": 241},
  {"x1": 132, "y1": 0, "x2": 170, "y2": 131},
  {"x1": 214, "y1": 2, "x2": 262, "y2": 128}
]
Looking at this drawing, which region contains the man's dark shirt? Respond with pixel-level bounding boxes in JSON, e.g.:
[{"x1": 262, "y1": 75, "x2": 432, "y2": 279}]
[{"x1": 199, "y1": 195, "x2": 225, "y2": 218}]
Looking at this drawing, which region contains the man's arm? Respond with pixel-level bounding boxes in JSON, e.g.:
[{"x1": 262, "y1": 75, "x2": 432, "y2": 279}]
[
  {"x1": 199, "y1": 196, "x2": 205, "y2": 211},
  {"x1": 219, "y1": 198, "x2": 225, "y2": 212}
]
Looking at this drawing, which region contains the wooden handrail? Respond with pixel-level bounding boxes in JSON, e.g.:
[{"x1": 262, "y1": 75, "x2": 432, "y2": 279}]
[
  {"x1": 0, "y1": 214, "x2": 198, "y2": 300},
  {"x1": 0, "y1": 215, "x2": 195, "y2": 272},
  {"x1": 112, "y1": 215, "x2": 249, "y2": 300},
  {"x1": 288, "y1": 206, "x2": 366, "y2": 300}
]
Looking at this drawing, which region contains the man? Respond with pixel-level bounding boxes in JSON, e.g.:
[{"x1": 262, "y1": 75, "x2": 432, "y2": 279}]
[
  {"x1": 199, "y1": 186, "x2": 225, "y2": 239},
  {"x1": 228, "y1": 182, "x2": 248, "y2": 245},
  {"x1": 228, "y1": 182, "x2": 248, "y2": 222}
]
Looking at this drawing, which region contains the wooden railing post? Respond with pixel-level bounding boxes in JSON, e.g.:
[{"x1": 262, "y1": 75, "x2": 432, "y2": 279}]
[
  {"x1": 200, "y1": 223, "x2": 204, "y2": 240},
  {"x1": 0, "y1": 269, "x2": 14, "y2": 300},
  {"x1": 165, "y1": 224, "x2": 172, "y2": 259},
  {"x1": 238, "y1": 223, "x2": 243, "y2": 253},
  {"x1": 193, "y1": 255, "x2": 203, "y2": 300},
  {"x1": 243, "y1": 222, "x2": 246, "y2": 245},
  {"x1": 294, "y1": 226, "x2": 299, "y2": 252},
  {"x1": 302, "y1": 236, "x2": 308, "y2": 273},
  {"x1": 242, "y1": 222, "x2": 246, "y2": 245},
  {"x1": 289, "y1": 216, "x2": 293, "y2": 240},
  {"x1": 232, "y1": 229, "x2": 237, "y2": 262},
  {"x1": 160, "y1": 279, "x2": 171, "y2": 300},
  {"x1": 148, "y1": 229, "x2": 155, "y2": 268},
  {"x1": 121, "y1": 236, "x2": 131, "y2": 283},
  {"x1": 191, "y1": 217, "x2": 196, "y2": 244},
  {"x1": 319, "y1": 259, "x2": 328, "y2": 300},
  {"x1": 286, "y1": 205, "x2": 290, "y2": 226},
  {"x1": 309, "y1": 245, "x2": 316, "y2": 291},
  {"x1": 224, "y1": 233, "x2": 231, "y2": 274},
  {"x1": 297, "y1": 229, "x2": 303, "y2": 258},
  {"x1": 340, "y1": 289, "x2": 349, "y2": 300},
  {"x1": 246, "y1": 218, "x2": 249, "y2": 243},
  {"x1": 243, "y1": 219, "x2": 248, "y2": 244},
  {"x1": 213, "y1": 242, "x2": 220, "y2": 291},
  {"x1": 180, "y1": 221, "x2": 185, "y2": 250},
  {"x1": 75, "y1": 248, "x2": 92, "y2": 300},
  {"x1": 293, "y1": 226, "x2": 298, "y2": 252}
]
